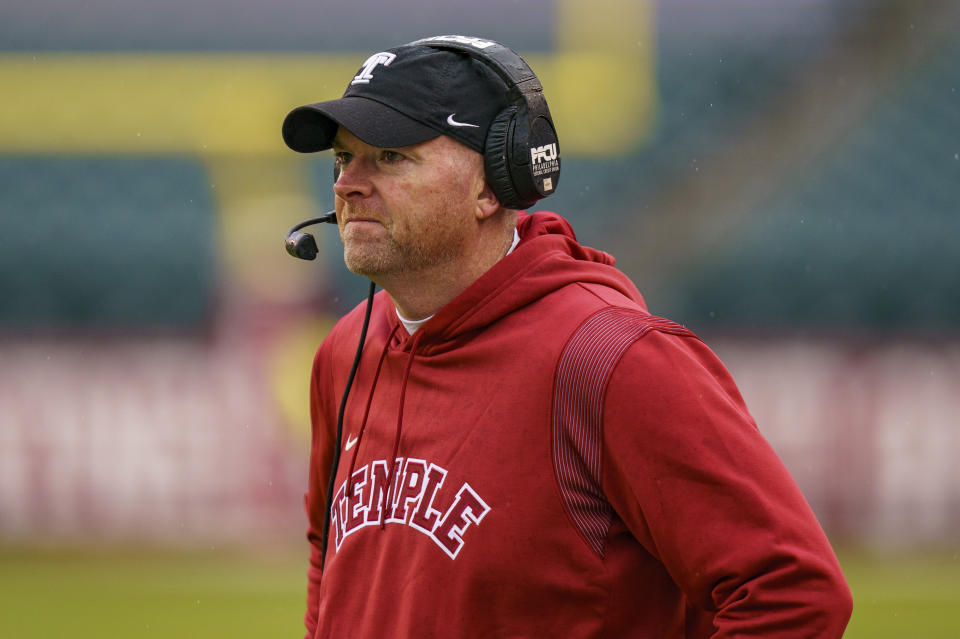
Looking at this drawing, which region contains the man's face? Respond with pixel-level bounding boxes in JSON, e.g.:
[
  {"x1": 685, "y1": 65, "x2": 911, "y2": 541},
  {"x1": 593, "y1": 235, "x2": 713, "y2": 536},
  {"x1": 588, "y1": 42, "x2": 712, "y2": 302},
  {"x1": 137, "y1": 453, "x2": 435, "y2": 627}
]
[{"x1": 331, "y1": 127, "x2": 487, "y2": 280}]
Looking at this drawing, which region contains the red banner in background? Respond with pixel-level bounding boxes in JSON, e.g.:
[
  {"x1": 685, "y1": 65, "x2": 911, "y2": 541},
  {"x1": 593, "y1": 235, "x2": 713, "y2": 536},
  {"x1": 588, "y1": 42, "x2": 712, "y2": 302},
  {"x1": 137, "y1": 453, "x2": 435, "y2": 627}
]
[
  {"x1": 716, "y1": 338, "x2": 960, "y2": 548},
  {"x1": 0, "y1": 336, "x2": 306, "y2": 546},
  {"x1": 1, "y1": 336, "x2": 958, "y2": 549}
]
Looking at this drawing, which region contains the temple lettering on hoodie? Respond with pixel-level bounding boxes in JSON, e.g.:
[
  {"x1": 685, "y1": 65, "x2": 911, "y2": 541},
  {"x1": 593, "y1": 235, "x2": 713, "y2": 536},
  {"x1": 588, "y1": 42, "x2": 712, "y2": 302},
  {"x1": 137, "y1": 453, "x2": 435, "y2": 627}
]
[{"x1": 331, "y1": 457, "x2": 491, "y2": 559}]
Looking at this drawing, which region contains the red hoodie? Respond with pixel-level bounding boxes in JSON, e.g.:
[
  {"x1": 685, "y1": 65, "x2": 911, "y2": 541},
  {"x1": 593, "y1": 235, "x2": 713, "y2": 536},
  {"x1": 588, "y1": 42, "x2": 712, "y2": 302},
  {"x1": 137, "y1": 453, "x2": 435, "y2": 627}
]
[{"x1": 304, "y1": 212, "x2": 852, "y2": 638}]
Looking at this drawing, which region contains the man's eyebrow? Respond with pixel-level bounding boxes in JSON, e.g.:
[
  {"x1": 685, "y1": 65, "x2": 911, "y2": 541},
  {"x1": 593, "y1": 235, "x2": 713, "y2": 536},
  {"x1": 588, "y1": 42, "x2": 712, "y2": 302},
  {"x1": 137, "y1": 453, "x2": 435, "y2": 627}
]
[{"x1": 330, "y1": 133, "x2": 353, "y2": 152}]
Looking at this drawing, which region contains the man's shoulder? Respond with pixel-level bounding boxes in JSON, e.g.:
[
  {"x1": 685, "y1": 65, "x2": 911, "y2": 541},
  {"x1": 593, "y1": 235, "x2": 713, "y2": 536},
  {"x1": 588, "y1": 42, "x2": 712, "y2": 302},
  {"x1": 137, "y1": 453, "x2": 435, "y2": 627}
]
[
  {"x1": 570, "y1": 281, "x2": 647, "y2": 313},
  {"x1": 559, "y1": 304, "x2": 698, "y2": 369},
  {"x1": 548, "y1": 281, "x2": 691, "y2": 341}
]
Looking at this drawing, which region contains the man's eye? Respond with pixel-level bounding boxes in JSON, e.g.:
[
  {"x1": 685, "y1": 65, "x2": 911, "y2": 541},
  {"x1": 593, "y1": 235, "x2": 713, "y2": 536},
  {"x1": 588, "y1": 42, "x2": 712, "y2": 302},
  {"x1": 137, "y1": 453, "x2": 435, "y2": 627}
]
[{"x1": 381, "y1": 150, "x2": 404, "y2": 163}]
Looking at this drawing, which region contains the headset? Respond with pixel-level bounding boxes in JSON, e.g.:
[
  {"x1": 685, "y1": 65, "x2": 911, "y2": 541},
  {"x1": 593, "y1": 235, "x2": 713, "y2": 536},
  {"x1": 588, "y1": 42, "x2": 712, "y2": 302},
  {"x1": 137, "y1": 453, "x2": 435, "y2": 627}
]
[
  {"x1": 284, "y1": 36, "x2": 559, "y2": 571},
  {"x1": 411, "y1": 35, "x2": 561, "y2": 211}
]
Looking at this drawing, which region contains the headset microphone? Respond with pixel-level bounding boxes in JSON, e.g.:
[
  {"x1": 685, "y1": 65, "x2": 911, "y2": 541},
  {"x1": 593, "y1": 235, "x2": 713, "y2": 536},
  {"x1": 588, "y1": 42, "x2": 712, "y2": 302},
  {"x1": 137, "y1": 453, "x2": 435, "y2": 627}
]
[{"x1": 285, "y1": 210, "x2": 337, "y2": 260}]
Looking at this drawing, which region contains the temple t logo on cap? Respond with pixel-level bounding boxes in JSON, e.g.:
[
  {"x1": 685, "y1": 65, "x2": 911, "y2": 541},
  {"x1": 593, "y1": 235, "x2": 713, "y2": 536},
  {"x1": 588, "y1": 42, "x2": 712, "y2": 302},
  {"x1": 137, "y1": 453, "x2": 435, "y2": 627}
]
[{"x1": 352, "y1": 52, "x2": 397, "y2": 85}]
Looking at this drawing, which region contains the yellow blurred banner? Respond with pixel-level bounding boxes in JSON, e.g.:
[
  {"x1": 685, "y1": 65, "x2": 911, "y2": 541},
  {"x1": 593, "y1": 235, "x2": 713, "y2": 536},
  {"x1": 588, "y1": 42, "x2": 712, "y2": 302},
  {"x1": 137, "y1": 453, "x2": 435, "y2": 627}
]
[
  {"x1": 0, "y1": 55, "x2": 360, "y2": 155},
  {"x1": 0, "y1": 1, "x2": 655, "y2": 157},
  {"x1": 0, "y1": 53, "x2": 651, "y2": 156}
]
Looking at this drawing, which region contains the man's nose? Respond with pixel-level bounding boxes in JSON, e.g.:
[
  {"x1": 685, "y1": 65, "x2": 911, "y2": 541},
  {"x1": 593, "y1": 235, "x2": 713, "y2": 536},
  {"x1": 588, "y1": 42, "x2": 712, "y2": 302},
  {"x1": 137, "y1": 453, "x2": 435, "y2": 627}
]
[{"x1": 333, "y1": 158, "x2": 374, "y2": 200}]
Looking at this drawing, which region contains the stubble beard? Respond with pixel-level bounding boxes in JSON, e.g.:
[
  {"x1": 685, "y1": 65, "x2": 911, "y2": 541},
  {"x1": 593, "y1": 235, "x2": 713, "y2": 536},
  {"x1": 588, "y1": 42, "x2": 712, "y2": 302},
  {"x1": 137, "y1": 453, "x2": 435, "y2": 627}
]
[{"x1": 341, "y1": 216, "x2": 466, "y2": 281}]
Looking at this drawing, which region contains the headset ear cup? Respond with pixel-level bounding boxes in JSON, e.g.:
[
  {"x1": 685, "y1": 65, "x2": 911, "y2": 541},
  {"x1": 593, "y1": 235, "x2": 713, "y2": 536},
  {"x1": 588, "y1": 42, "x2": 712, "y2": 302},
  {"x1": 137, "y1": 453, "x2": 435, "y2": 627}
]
[{"x1": 483, "y1": 108, "x2": 522, "y2": 209}]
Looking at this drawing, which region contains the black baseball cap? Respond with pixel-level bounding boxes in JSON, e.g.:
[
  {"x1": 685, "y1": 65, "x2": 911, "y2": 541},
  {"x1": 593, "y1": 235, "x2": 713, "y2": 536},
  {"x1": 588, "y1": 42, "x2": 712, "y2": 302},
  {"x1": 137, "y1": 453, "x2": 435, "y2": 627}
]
[{"x1": 282, "y1": 38, "x2": 512, "y2": 154}]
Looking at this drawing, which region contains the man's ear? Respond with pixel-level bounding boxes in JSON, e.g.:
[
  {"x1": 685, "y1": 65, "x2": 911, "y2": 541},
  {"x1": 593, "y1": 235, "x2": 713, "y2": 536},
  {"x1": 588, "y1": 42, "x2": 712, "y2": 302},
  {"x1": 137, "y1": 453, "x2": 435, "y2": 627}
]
[{"x1": 476, "y1": 181, "x2": 501, "y2": 221}]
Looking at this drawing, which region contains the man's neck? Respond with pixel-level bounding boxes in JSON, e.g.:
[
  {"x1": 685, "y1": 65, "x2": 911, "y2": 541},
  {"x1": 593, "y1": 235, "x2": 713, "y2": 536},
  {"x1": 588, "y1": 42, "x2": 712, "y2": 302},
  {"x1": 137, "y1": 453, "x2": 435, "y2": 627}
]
[
  {"x1": 384, "y1": 226, "x2": 517, "y2": 322},
  {"x1": 394, "y1": 229, "x2": 521, "y2": 333}
]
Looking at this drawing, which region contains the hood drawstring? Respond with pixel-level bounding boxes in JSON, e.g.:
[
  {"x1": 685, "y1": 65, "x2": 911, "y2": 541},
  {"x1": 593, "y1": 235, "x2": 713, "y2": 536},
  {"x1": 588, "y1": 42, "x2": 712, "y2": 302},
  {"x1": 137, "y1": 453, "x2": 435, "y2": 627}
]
[
  {"x1": 345, "y1": 323, "x2": 401, "y2": 500},
  {"x1": 380, "y1": 329, "x2": 424, "y2": 529},
  {"x1": 342, "y1": 324, "x2": 424, "y2": 532}
]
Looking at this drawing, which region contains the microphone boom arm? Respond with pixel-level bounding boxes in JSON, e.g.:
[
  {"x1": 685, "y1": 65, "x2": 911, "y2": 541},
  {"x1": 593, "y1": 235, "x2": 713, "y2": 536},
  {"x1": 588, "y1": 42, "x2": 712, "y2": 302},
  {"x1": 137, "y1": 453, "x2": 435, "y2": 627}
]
[{"x1": 285, "y1": 210, "x2": 337, "y2": 260}]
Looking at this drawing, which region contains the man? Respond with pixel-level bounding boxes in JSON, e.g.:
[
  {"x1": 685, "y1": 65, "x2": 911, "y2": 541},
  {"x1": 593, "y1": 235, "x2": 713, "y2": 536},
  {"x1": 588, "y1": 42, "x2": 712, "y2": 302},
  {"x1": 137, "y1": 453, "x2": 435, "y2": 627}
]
[{"x1": 281, "y1": 36, "x2": 852, "y2": 638}]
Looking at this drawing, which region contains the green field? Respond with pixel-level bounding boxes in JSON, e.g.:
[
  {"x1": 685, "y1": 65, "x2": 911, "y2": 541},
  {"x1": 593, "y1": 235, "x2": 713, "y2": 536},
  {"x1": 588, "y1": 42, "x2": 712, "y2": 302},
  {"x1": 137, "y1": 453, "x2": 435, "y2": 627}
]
[
  {"x1": 0, "y1": 547, "x2": 306, "y2": 638},
  {"x1": 0, "y1": 547, "x2": 957, "y2": 637}
]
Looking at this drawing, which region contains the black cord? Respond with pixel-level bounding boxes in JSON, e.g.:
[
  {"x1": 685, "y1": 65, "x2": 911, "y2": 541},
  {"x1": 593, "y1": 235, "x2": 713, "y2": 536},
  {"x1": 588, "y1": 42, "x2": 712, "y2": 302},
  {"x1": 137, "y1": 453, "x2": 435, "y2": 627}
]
[{"x1": 320, "y1": 280, "x2": 376, "y2": 570}]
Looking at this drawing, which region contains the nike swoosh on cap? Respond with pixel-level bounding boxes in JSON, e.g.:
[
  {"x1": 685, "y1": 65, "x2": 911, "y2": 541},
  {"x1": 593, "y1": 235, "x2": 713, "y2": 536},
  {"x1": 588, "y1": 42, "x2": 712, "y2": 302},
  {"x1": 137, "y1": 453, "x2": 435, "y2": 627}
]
[{"x1": 446, "y1": 114, "x2": 480, "y2": 128}]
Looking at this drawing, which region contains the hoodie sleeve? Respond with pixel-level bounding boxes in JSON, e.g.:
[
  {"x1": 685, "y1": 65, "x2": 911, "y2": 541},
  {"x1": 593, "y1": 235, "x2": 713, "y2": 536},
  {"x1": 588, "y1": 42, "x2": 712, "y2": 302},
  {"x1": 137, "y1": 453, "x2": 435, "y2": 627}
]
[
  {"x1": 304, "y1": 342, "x2": 336, "y2": 639},
  {"x1": 600, "y1": 329, "x2": 852, "y2": 637}
]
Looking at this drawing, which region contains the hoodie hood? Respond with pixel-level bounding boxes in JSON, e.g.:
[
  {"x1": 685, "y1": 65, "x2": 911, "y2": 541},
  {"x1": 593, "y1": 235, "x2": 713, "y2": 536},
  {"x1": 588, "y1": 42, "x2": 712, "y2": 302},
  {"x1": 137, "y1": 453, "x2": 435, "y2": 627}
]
[{"x1": 386, "y1": 211, "x2": 646, "y2": 355}]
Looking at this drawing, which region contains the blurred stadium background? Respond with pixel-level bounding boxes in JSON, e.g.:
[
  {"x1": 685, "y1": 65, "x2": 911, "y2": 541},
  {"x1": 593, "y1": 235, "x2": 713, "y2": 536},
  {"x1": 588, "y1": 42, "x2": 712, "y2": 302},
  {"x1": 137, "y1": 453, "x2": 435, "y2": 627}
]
[{"x1": 1, "y1": 0, "x2": 958, "y2": 636}]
